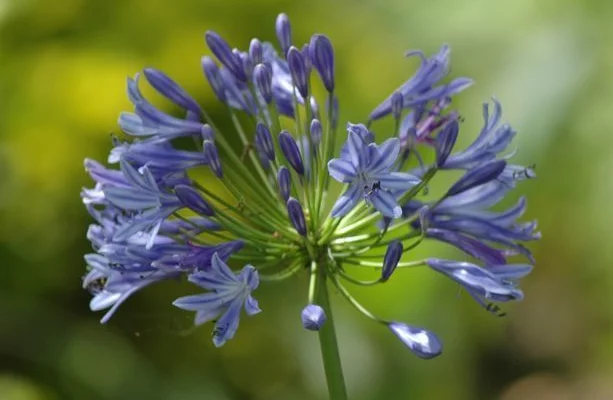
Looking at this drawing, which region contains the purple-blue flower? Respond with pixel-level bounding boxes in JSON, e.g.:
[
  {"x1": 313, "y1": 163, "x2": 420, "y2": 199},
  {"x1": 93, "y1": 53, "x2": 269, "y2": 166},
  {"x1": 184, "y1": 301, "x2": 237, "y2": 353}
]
[
  {"x1": 173, "y1": 253, "x2": 260, "y2": 347},
  {"x1": 81, "y1": 12, "x2": 540, "y2": 361},
  {"x1": 328, "y1": 124, "x2": 420, "y2": 218}
]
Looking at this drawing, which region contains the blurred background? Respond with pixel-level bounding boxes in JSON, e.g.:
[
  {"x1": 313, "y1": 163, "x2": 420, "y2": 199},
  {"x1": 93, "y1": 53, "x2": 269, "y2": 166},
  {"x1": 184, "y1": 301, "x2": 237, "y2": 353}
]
[{"x1": 1, "y1": 0, "x2": 613, "y2": 399}]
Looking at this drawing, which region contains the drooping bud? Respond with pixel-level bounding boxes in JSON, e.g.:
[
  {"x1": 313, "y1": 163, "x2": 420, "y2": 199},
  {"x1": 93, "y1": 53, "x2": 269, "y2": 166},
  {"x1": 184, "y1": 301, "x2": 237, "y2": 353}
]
[
  {"x1": 381, "y1": 240, "x2": 403, "y2": 282},
  {"x1": 201, "y1": 56, "x2": 226, "y2": 103},
  {"x1": 275, "y1": 13, "x2": 292, "y2": 56},
  {"x1": 447, "y1": 160, "x2": 507, "y2": 197},
  {"x1": 309, "y1": 34, "x2": 335, "y2": 92},
  {"x1": 286, "y1": 197, "x2": 307, "y2": 236},
  {"x1": 201, "y1": 124, "x2": 215, "y2": 141},
  {"x1": 388, "y1": 322, "x2": 442, "y2": 359},
  {"x1": 175, "y1": 184, "x2": 214, "y2": 216},
  {"x1": 203, "y1": 140, "x2": 222, "y2": 178},
  {"x1": 287, "y1": 46, "x2": 309, "y2": 98},
  {"x1": 301, "y1": 304, "x2": 326, "y2": 331},
  {"x1": 249, "y1": 38, "x2": 263, "y2": 66},
  {"x1": 204, "y1": 31, "x2": 247, "y2": 82},
  {"x1": 143, "y1": 68, "x2": 202, "y2": 116},
  {"x1": 277, "y1": 167, "x2": 291, "y2": 201},
  {"x1": 279, "y1": 131, "x2": 305, "y2": 175},
  {"x1": 391, "y1": 91, "x2": 403, "y2": 120},
  {"x1": 254, "y1": 63, "x2": 273, "y2": 104},
  {"x1": 435, "y1": 120, "x2": 459, "y2": 167},
  {"x1": 255, "y1": 122, "x2": 275, "y2": 161},
  {"x1": 310, "y1": 119, "x2": 322, "y2": 147}
]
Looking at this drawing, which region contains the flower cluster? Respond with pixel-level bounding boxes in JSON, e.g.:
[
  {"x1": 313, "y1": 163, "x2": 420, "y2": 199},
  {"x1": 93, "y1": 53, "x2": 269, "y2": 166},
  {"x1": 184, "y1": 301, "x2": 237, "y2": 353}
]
[{"x1": 81, "y1": 13, "x2": 539, "y2": 358}]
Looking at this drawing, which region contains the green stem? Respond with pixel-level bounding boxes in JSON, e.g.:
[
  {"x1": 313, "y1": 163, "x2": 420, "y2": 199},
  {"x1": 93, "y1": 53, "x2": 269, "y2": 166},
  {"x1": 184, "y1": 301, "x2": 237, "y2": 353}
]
[{"x1": 318, "y1": 273, "x2": 348, "y2": 400}]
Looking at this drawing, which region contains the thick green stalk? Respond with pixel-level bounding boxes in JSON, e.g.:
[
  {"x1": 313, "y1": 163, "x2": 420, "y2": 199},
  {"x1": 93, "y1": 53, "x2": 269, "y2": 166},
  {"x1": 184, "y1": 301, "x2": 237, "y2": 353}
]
[{"x1": 317, "y1": 273, "x2": 348, "y2": 400}]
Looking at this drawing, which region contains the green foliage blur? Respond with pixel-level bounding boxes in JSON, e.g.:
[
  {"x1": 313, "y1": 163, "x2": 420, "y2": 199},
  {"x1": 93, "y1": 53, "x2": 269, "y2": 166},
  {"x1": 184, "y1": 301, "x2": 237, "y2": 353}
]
[{"x1": 2, "y1": 0, "x2": 613, "y2": 399}]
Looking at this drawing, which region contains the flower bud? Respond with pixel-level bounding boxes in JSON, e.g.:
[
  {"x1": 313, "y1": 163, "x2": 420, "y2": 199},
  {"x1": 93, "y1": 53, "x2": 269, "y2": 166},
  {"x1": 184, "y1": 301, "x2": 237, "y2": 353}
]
[
  {"x1": 277, "y1": 167, "x2": 291, "y2": 201},
  {"x1": 203, "y1": 140, "x2": 222, "y2": 178},
  {"x1": 389, "y1": 322, "x2": 442, "y2": 359},
  {"x1": 310, "y1": 119, "x2": 322, "y2": 147},
  {"x1": 249, "y1": 38, "x2": 263, "y2": 66},
  {"x1": 255, "y1": 122, "x2": 275, "y2": 161},
  {"x1": 381, "y1": 240, "x2": 403, "y2": 282},
  {"x1": 254, "y1": 63, "x2": 273, "y2": 104},
  {"x1": 275, "y1": 13, "x2": 292, "y2": 56},
  {"x1": 175, "y1": 184, "x2": 214, "y2": 216},
  {"x1": 201, "y1": 56, "x2": 226, "y2": 102},
  {"x1": 309, "y1": 34, "x2": 335, "y2": 92},
  {"x1": 201, "y1": 124, "x2": 215, "y2": 141},
  {"x1": 435, "y1": 120, "x2": 459, "y2": 167},
  {"x1": 286, "y1": 197, "x2": 307, "y2": 236},
  {"x1": 279, "y1": 131, "x2": 305, "y2": 175},
  {"x1": 205, "y1": 31, "x2": 246, "y2": 82},
  {"x1": 391, "y1": 91, "x2": 403, "y2": 120},
  {"x1": 447, "y1": 160, "x2": 506, "y2": 197},
  {"x1": 301, "y1": 304, "x2": 326, "y2": 331},
  {"x1": 287, "y1": 46, "x2": 309, "y2": 98},
  {"x1": 143, "y1": 68, "x2": 202, "y2": 115}
]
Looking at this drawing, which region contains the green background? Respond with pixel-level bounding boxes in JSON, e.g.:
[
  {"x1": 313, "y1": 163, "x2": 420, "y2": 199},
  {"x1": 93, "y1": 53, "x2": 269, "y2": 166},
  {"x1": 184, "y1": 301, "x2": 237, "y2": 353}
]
[{"x1": 1, "y1": 0, "x2": 613, "y2": 399}]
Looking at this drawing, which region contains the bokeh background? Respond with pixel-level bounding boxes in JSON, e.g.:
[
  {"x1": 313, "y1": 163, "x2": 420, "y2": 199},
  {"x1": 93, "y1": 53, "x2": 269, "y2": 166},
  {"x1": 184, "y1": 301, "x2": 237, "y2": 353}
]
[{"x1": 1, "y1": 0, "x2": 613, "y2": 399}]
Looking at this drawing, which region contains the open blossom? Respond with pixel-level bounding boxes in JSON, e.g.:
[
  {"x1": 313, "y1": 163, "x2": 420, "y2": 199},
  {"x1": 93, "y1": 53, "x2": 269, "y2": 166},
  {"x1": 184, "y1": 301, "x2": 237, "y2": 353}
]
[{"x1": 81, "y1": 12, "x2": 539, "y2": 359}]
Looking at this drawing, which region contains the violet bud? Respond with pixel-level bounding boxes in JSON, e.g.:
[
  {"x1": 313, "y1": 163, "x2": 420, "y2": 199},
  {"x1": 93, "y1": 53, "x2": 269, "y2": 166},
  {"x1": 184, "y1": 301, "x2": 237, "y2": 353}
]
[
  {"x1": 203, "y1": 140, "x2": 222, "y2": 178},
  {"x1": 301, "y1": 304, "x2": 326, "y2": 331},
  {"x1": 143, "y1": 68, "x2": 202, "y2": 116},
  {"x1": 389, "y1": 322, "x2": 442, "y2": 359},
  {"x1": 287, "y1": 46, "x2": 309, "y2": 98},
  {"x1": 391, "y1": 91, "x2": 403, "y2": 120},
  {"x1": 201, "y1": 124, "x2": 215, "y2": 141},
  {"x1": 286, "y1": 197, "x2": 307, "y2": 236},
  {"x1": 254, "y1": 63, "x2": 273, "y2": 104},
  {"x1": 447, "y1": 160, "x2": 507, "y2": 197},
  {"x1": 310, "y1": 119, "x2": 322, "y2": 147},
  {"x1": 255, "y1": 122, "x2": 275, "y2": 161},
  {"x1": 175, "y1": 184, "x2": 214, "y2": 216},
  {"x1": 381, "y1": 240, "x2": 403, "y2": 282},
  {"x1": 249, "y1": 38, "x2": 263, "y2": 66},
  {"x1": 201, "y1": 56, "x2": 226, "y2": 103},
  {"x1": 279, "y1": 131, "x2": 304, "y2": 175},
  {"x1": 275, "y1": 13, "x2": 292, "y2": 56},
  {"x1": 309, "y1": 34, "x2": 335, "y2": 92},
  {"x1": 435, "y1": 120, "x2": 459, "y2": 167},
  {"x1": 277, "y1": 167, "x2": 291, "y2": 201},
  {"x1": 205, "y1": 31, "x2": 247, "y2": 82}
]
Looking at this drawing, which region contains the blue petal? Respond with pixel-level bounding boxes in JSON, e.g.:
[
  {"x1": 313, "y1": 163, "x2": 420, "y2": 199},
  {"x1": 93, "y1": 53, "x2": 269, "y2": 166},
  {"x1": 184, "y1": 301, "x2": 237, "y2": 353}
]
[
  {"x1": 372, "y1": 172, "x2": 420, "y2": 191},
  {"x1": 244, "y1": 295, "x2": 261, "y2": 316},
  {"x1": 212, "y1": 297, "x2": 243, "y2": 347},
  {"x1": 368, "y1": 189, "x2": 402, "y2": 218},
  {"x1": 346, "y1": 131, "x2": 367, "y2": 170},
  {"x1": 194, "y1": 306, "x2": 224, "y2": 326},
  {"x1": 368, "y1": 138, "x2": 400, "y2": 173},
  {"x1": 328, "y1": 159, "x2": 357, "y2": 183},
  {"x1": 330, "y1": 183, "x2": 361, "y2": 217}
]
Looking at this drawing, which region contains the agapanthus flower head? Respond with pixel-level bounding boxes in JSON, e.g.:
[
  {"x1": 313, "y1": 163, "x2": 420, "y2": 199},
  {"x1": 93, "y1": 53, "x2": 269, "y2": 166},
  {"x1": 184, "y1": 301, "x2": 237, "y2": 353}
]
[{"x1": 81, "y1": 12, "x2": 539, "y2": 361}]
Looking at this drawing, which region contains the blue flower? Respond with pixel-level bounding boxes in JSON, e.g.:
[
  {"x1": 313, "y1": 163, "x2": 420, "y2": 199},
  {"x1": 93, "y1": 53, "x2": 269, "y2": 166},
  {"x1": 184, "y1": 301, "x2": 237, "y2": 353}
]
[
  {"x1": 173, "y1": 253, "x2": 261, "y2": 347},
  {"x1": 81, "y1": 12, "x2": 540, "y2": 358},
  {"x1": 442, "y1": 99, "x2": 515, "y2": 170},
  {"x1": 83, "y1": 251, "x2": 181, "y2": 324},
  {"x1": 370, "y1": 45, "x2": 472, "y2": 121},
  {"x1": 328, "y1": 123, "x2": 420, "y2": 218},
  {"x1": 427, "y1": 259, "x2": 532, "y2": 314},
  {"x1": 404, "y1": 180, "x2": 540, "y2": 263}
]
